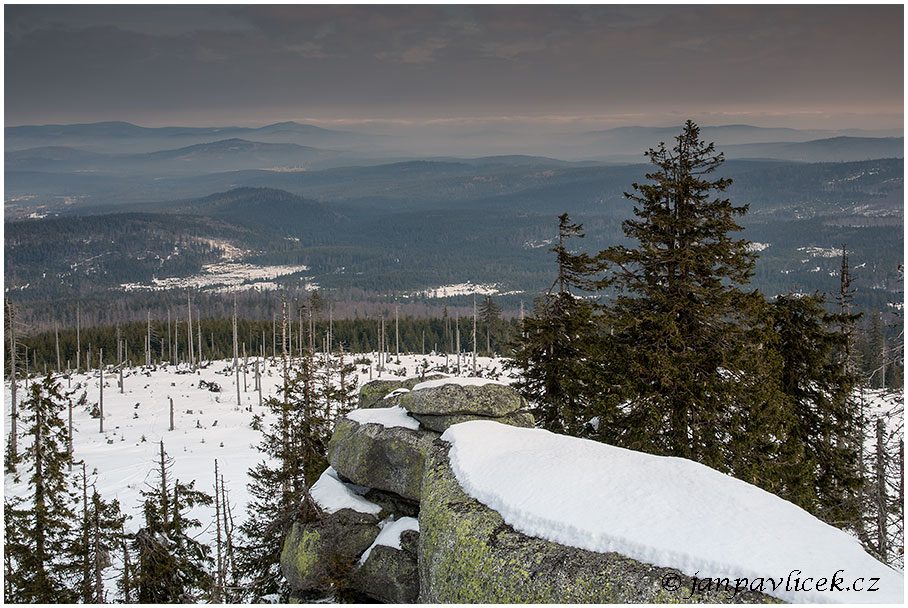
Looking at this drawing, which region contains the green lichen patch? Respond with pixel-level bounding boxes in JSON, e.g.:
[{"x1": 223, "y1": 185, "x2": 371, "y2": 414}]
[
  {"x1": 413, "y1": 410, "x2": 535, "y2": 433},
  {"x1": 280, "y1": 509, "x2": 380, "y2": 595},
  {"x1": 394, "y1": 382, "x2": 526, "y2": 417},
  {"x1": 418, "y1": 441, "x2": 780, "y2": 604},
  {"x1": 327, "y1": 418, "x2": 438, "y2": 501}
]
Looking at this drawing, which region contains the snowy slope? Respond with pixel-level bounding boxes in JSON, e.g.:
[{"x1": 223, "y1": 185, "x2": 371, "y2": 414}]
[
  {"x1": 4, "y1": 353, "x2": 513, "y2": 597},
  {"x1": 442, "y1": 421, "x2": 903, "y2": 604}
]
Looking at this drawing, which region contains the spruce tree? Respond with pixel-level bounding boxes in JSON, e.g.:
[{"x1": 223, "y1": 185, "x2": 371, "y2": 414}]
[
  {"x1": 71, "y1": 464, "x2": 128, "y2": 603},
  {"x1": 479, "y1": 296, "x2": 502, "y2": 354},
  {"x1": 237, "y1": 352, "x2": 329, "y2": 602},
  {"x1": 4, "y1": 374, "x2": 80, "y2": 603},
  {"x1": 131, "y1": 441, "x2": 213, "y2": 603},
  {"x1": 511, "y1": 214, "x2": 611, "y2": 436},
  {"x1": 769, "y1": 293, "x2": 862, "y2": 525},
  {"x1": 596, "y1": 120, "x2": 761, "y2": 467}
]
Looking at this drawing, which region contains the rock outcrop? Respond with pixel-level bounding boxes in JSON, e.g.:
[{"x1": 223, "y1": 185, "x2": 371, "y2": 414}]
[
  {"x1": 418, "y1": 441, "x2": 776, "y2": 604},
  {"x1": 282, "y1": 377, "x2": 535, "y2": 602},
  {"x1": 280, "y1": 508, "x2": 380, "y2": 594},
  {"x1": 282, "y1": 377, "x2": 776, "y2": 604},
  {"x1": 356, "y1": 374, "x2": 447, "y2": 408},
  {"x1": 327, "y1": 418, "x2": 438, "y2": 502}
]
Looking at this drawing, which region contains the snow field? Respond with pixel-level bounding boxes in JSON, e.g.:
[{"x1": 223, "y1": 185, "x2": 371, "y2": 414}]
[{"x1": 4, "y1": 352, "x2": 513, "y2": 548}]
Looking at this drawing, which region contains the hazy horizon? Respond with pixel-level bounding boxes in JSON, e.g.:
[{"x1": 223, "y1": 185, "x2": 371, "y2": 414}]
[{"x1": 5, "y1": 5, "x2": 903, "y2": 133}]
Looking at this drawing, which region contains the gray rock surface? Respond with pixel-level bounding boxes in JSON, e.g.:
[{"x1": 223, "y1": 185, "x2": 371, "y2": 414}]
[
  {"x1": 280, "y1": 508, "x2": 379, "y2": 593},
  {"x1": 351, "y1": 530, "x2": 420, "y2": 603},
  {"x1": 357, "y1": 375, "x2": 447, "y2": 408},
  {"x1": 391, "y1": 382, "x2": 525, "y2": 417},
  {"x1": 327, "y1": 417, "x2": 438, "y2": 501},
  {"x1": 413, "y1": 410, "x2": 534, "y2": 433},
  {"x1": 418, "y1": 440, "x2": 778, "y2": 604}
]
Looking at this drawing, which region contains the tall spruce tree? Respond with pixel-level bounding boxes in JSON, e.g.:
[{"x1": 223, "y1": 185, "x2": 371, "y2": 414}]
[
  {"x1": 769, "y1": 293, "x2": 862, "y2": 525},
  {"x1": 511, "y1": 214, "x2": 611, "y2": 436},
  {"x1": 595, "y1": 120, "x2": 762, "y2": 467},
  {"x1": 4, "y1": 374, "x2": 80, "y2": 603},
  {"x1": 70, "y1": 463, "x2": 129, "y2": 603},
  {"x1": 237, "y1": 351, "x2": 329, "y2": 602},
  {"x1": 479, "y1": 296, "x2": 502, "y2": 354},
  {"x1": 131, "y1": 441, "x2": 213, "y2": 603}
]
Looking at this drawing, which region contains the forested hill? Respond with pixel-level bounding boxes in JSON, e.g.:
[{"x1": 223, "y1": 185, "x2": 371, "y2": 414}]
[{"x1": 5, "y1": 157, "x2": 903, "y2": 331}]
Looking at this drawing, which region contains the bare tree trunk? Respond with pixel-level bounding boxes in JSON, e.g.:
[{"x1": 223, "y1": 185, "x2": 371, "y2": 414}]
[
  {"x1": 158, "y1": 441, "x2": 169, "y2": 515},
  {"x1": 169, "y1": 397, "x2": 174, "y2": 431},
  {"x1": 281, "y1": 296, "x2": 290, "y2": 497},
  {"x1": 220, "y1": 474, "x2": 236, "y2": 602},
  {"x1": 187, "y1": 294, "x2": 194, "y2": 368},
  {"x1": 213, "y1": 459, "x2": 223, "y2": 603},
  {"x1": 233, "y1": 296, "x2": 240, "y2": 407},
  {"x1": 7, "y1": 300, "x2": 18, "y2": 465},
  {"x1": 81, "y1": 462, "x2": 91, "y2": 601},
  {"x1": 77, "y1": 302, "x2": 81, "y2": 371},
  {"x1": 98, "y1": 349, "x2": 104, "y2": 433},
  {"x1": 472, "y1": 296, "x2": 477, "y2": 376},
  {"x1": 256, "y1": 358, "x2": 262, "y2": 409},
  {"x1": 146, "y1": 311, "x2": 151, "y2": 367},
  {"x1": 198, "y1": 318, "x2": 203, "y2": 365},
  {"x1": 68, "y1": 394, "x2": 73, "y2": 470},
  {"x1": 243, "y1": 343, "x2": 248, "y2": 392},
  {"x1": 455, "y1": 313, "x2": 461, "y2": 375},
  {"x1": 55, "y1": 323, "x2": 61, "y2": 373},
  {"x1": 875, "y1": 418, "x2": 888, "y2": 561},
  {"x1": 93, "y1": 491, "x2": 103, "y2": 603},
  {"x1": 167, "y1": 308, "x2": 172, "y2": 363}
]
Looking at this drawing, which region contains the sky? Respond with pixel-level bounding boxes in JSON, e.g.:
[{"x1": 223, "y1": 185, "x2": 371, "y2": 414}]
[{"x1": 3, "y1": 4, "x2": 904, "y2": 132}]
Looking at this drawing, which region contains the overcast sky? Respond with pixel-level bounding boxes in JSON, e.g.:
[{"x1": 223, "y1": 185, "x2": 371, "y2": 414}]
[{"x1": 4, "y1": 4, "x2": 904, "y2": 131}]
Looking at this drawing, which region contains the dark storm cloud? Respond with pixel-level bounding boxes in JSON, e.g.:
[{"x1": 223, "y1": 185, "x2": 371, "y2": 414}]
[{"x1": 4, "y1": 4, "x2": 902, "y2": 127}]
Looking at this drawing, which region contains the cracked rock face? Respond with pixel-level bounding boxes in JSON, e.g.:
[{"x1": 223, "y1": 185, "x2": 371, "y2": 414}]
[
  {"x1": 327, "y1": 417, "x2": 439, "y2": 502},
  {"x1": 412, "y1": 410, "x2": 534, "y2": 433},
  {"x1": 357, "y1": 375, "x2": 447, "y2": 409},
  {"x1": 280, "y1": 508, "x2": 380, "y2": 594},
  {"x1": 389, "y1": 382, "x2": 527, "y2": 417},
  {"x1": 351, "y1": 529, "x2": 420, "y2": 603}
]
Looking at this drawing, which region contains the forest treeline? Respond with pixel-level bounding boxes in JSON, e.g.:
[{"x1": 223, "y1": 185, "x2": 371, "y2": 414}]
[{"x1": 7, "y1": 298, "x2": 518, "y2": 374}]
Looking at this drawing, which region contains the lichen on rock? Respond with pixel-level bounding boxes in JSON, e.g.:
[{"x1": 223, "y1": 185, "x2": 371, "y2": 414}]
[
  {"x1": 357, "y1": 375, "x2": 448, "y2": 409},
  {"x1": 351, "y1": 529, "x2": 420, "y2": 603},
  {"x1": 413, "y1": 410, "x2": 534, "y2": 433},
  {"x1": 418, "y1": 440, "x2": 779, "y2": 604},
  {"x1": 390, "y1": 382, "x2": 526, "y2": 417},
  {"x1": 327, "y1": 417, "x2": 438, "y2": 501},
  {"x1": 280, "y1": 508, "x2": 380, "y2": 594}
]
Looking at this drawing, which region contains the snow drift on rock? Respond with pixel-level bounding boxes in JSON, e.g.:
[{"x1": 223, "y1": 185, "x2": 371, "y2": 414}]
[
  {"x1": 345, "y1": 405, "x2": 420, "y2": 430},
  {"x1": 412, "y1": 377, "x2": 508, "y2": 391},
  {"x1": 310, "y1": 467, "x2": 380, "y2": 515},
  {"x1": 359, "y1": 516, "x2": 419, "y2": 564},
  {"x1": 441, "y1": 421, "x2": 903, "y2": 604}
]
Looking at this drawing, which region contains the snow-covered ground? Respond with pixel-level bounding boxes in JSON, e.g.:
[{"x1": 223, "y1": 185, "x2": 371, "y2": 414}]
[
  {"x1": 120, "y1": 262, "x2": 313, "y2": 293},
  {"x1": 3, "y1": 353, "x2": 513, "y2": 544},
  {"x1": 404, "y1": 281, "x2": 523, "y2": 299},
  {"x1": 443, "y1": 421, "x2": 903, "y2": 603},
  {"x1": 4, "y1": 356, "x2": 902, "y2": 602}
]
